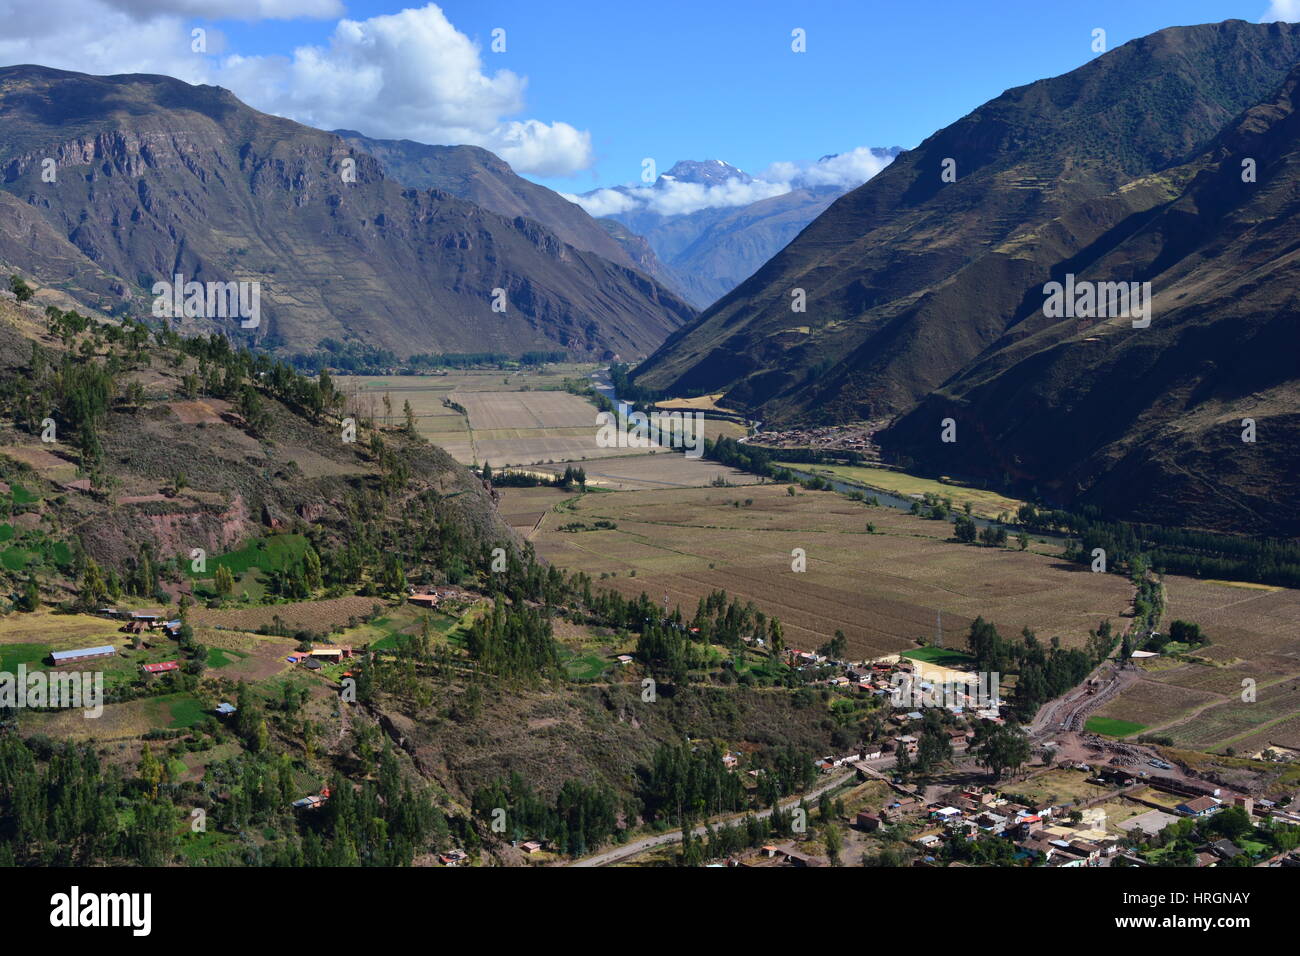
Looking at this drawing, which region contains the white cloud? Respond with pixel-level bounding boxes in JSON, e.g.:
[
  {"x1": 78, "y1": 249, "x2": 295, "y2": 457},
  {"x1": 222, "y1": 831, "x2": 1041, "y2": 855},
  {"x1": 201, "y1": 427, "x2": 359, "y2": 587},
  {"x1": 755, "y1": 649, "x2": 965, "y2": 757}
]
[
  {"x1": 568, "y1": 148, "x2": 896, "y2": 219},
  {"x1": 563, "y1": 187, "x2": 645, "y2": 218},
  {"x1": 764, "y1": 146, "x2": 896, "y2": 189},
  {"x1": 1261, "y1": 0, "x2": 1300, "y2": 21},
  {"x1": 0, "y1": 0, "x2": 210, "y2": 81},
  {"x1": 218, "y1": 5, "x2": 594, "y2": 176},
  {"x1": 0, "y1": 1, "x2": 594, "y2": 177},
  {"x1": 104, "y1": 0, "x2": 342, "y2": 19}
]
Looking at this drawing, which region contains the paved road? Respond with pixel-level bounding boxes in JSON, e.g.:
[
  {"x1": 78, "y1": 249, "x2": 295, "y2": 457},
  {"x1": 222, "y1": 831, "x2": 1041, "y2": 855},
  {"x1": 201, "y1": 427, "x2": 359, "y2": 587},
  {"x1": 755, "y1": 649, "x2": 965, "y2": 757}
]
[{"x1": 569, "y1": 767, "x2": 861, "y2": 867}]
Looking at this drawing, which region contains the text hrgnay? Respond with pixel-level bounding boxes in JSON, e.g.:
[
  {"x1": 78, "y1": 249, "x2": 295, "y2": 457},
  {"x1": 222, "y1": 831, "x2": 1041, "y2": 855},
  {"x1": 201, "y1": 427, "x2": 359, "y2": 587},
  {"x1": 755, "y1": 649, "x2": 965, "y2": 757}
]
[
  {"x1": 1042, "y1": 273, "x2": 1152, "y2": 328},
  {"x1": 152, "y1": 273, "x2": 261, "y2": 329},
  {"x1": 50, "y1": 886, "x2": 151, "y2": 936},
  {"x1": 889, "y1": 671, "x2": 1000, "y2": 712},
  {"x1": 596, "y1": 404, "x2": 705, "y2": 458},
  {"x1": 1124, "y1": 892, "x2": 1251, "y2": 907},
  {"x1": 0, "y1": 666, "x2": 102, "y2": 718}
]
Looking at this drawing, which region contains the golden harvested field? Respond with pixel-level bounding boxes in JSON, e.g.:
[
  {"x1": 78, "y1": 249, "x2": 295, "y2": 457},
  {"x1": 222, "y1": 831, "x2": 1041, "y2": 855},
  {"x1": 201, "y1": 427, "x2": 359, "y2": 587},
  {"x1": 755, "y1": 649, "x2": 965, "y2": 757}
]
[
  {"x1": 343, "y1": 370, "x2": 661, "y2": 466},
  {"x1": 1086, "y1": 575, "x2": 1300, "y2": 751},
  {"x1": 341, "y1": 367, "x2": 743, "y2": 467},
  {"x1": 456, "y1": 391, "x2": 657, "y2": 466},
  {"x1": 0, "y1": 610, "x2": 121, "y2": 649},
  {"x1": 189, "y1": 595, "x2": 386, "y2": 634},
  {"x1": 531, "y1": 453, "x2": 760, "y2": 492},
  {"x1": 653, "y1": 393, "x2": 732, "y2": 412},
  {"x1": 532, "y1": 484, "x2": 1133, "y2": 659}
]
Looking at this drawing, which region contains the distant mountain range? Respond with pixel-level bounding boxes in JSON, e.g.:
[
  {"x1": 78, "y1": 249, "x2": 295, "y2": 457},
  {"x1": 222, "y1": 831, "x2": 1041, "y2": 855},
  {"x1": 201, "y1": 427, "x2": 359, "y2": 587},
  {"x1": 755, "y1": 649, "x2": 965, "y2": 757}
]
[
  {"x1": 580, "y1": 154, "x2": 901, "y2": 308},
  {"x1": 339, "y1": 138, "x2": 902, "y2": 311},
  {"x1": 632, "y1": 19, "x2": 1300, "y2": 533},
  {"x1": 0, "y1": 66, "x2": 695, "y2": 360}
]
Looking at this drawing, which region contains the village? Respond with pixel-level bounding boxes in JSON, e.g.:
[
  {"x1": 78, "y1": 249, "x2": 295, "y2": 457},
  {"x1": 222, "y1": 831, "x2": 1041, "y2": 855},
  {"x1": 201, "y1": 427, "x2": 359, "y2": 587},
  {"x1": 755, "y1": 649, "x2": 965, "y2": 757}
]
[
  {"x1": 586, "y1": 645, "x2": 1300, "y2": 869},
  {"x1": 25, "y1": 598, "x2": 1300, "y2": 870}
]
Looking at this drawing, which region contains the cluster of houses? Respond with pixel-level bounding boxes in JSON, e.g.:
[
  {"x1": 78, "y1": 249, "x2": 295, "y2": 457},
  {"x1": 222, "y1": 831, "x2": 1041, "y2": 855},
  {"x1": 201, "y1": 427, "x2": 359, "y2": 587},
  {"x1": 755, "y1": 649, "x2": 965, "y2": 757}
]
[
  {"x1": 744, "y1": 422, "x2": 881, "y2": 457},
  {"x1": 856, "y1": 784, "x2": 1124, "y2": 867},
  {"x1": 846, "y1": 760, "x2": 1299, "y2": 867},
  {"x1": 785, "y1": 651, "x2": 1003, "y2": 718},
  {"x1": 97, "y1": 607, "x2": 183, "y2": 638}
]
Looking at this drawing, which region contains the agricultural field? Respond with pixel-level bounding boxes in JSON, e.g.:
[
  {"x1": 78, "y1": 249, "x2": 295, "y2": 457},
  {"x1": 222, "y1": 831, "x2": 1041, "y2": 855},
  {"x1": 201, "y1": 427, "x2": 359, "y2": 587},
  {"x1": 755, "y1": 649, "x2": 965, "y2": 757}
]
[
  {"x1": 23, "y1": 691, "x2": 208, "y2": 741},
  {"x1": 497, "y1": 486, "x2": 575, "y2": 537},
  {"x1": 531, "y1": 483, "x2": 1133, "y2": 659},
  {"x1": 1089, "y1": 681, "x2": 1220, "y2": 736},
  {"x1": 0, "y1": 609, "x2": 120, "y2": 650},
  {"x1": 344, "y1": 366, "x2": 632, "y2": 466},
  {"x1": 529, "y1": 453, "x2": 759, "y2": 493},
  {"x1": 188, "y1": 595, "x2": 386, "y2": 635},
  {"x1": 343, "y1": 366, "x2": 744, "y2": 469},
  {"x1": 1084, "y1": 716, "x2": 1148, "y2": 737},
  {"x1": 0, "y1": 443, "x2": 79, "y2": 485},
  {"x1": 194, "y1": 628, "x2": 300, "y2": 681},
  {"x1": 778, "y1": 463, "x2": 1028, "y2": 520},
  {"x1": 1088, "y1": 575, "x2": 1300, "y2": 752}
]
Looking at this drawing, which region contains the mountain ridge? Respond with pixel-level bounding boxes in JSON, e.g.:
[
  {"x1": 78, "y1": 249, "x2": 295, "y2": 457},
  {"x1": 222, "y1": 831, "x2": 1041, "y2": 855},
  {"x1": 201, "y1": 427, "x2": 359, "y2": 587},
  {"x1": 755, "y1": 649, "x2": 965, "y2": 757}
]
[
  {"x1": 631, "y1": 19, "x2": 1300, "y2": 418},
  {"x1": 0, "y1": 64, "x2": 695, "y2": 360}
]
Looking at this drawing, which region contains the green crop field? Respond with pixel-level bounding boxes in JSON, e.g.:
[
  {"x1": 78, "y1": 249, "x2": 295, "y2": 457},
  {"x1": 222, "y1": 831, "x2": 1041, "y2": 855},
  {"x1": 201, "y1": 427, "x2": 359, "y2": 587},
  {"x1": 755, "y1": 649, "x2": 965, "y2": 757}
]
[
  {"x1": 1085, "y1": 716, "x2": 1147, "y2": 737},
  {"x1": 206, "y1": 647, "x2": 248, "y2": 669},
  {"x1": 903, "y1": 647, "x2": 976, "y2": 667},
  {"x1": 0, "y1": 643, "x2": 51, "y2": 670},
  {"x1": 777, "y1": 463, "x2": 1028, "y2": 520}
]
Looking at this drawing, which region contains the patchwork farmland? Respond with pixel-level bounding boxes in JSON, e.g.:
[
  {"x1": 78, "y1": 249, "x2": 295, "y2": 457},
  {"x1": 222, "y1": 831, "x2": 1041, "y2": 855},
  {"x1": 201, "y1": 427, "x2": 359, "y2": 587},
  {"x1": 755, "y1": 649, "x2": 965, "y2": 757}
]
[
  {"x1": 347, "y1": 366, "x2": 657, "y2": 466},
  {"x1": 347, "y1": 368, "x2": 745, "y2": 469},
  {"x1": 1080, "y1": 577, "x2": 1300, "y2": 751},
  {"x1": 530, "y1": 483, "x2": 1134, "y2": 659}
]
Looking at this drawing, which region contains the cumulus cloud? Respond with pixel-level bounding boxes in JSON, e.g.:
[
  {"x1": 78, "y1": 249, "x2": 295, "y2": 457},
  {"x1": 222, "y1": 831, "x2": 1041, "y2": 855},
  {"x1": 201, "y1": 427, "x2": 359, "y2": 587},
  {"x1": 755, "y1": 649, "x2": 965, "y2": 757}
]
[
  {"x1": 217, "y1": 5, "x2": 591, "y2": 175},
  {"x1": 1261, "y1": 0, "x2": 1300, "y2": 21},
  {"x1": 0, "y1": 1, "x2": 594, "y2": 177},
  {"x1": 566, "y1": 148, "x2": 896, "y2": 219}
]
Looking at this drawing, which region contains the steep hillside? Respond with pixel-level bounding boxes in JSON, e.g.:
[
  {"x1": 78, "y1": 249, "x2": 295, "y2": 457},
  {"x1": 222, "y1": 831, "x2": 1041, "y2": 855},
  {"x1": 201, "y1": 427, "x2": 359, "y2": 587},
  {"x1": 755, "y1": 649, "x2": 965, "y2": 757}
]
[
  {"x1": 883, "y1": 61, "x2": 1300, "y2": 536},
  {"x1": 0, "y1": 66, "x2": 694, "y2": 361},
  {"x1": 0, "y1": 292, "x2": 513, "y2": 605},
  {"x1": 632, "y1": 20, "x2": 1300, "y2": 419},
  {"x1": 332, "y1": 130, "x2": 681, "y2": 293}
]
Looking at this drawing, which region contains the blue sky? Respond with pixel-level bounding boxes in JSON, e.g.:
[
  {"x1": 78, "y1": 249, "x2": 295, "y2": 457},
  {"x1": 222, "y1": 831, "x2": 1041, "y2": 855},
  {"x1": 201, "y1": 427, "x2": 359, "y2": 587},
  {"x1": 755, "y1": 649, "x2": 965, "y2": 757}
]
[
  {"x1": 206, "y1": 0, "x2": 1297, "y2": 191},
  {"x1": 1, "y1": 0, "x2": 1294, "y2": 194}
]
